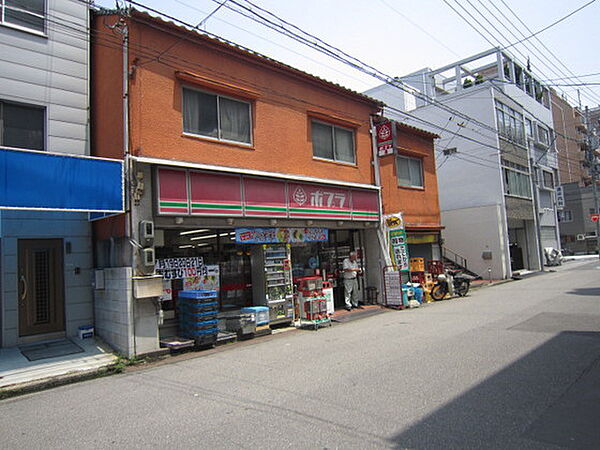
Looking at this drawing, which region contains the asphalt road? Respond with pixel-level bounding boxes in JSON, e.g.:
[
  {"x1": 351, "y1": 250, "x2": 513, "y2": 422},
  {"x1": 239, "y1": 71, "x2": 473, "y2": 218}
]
[{"x1": 1, "y1": 259, "x2": 599, "y2": 449}]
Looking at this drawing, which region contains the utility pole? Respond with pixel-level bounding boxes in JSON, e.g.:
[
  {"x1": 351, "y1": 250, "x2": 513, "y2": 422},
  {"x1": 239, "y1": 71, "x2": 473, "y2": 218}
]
[
  {"x1": 530, "y1": 157, "x2": 545, "y2": 271},
  {"x1": 585, "y1": 107, "x2": 600, "y2": 258}
]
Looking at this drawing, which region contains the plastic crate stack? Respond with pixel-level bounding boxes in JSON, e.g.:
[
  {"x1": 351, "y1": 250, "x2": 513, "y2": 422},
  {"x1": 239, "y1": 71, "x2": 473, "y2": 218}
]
[{"x1": 178, "y1": 290, "x2": 219, "y2": 346}]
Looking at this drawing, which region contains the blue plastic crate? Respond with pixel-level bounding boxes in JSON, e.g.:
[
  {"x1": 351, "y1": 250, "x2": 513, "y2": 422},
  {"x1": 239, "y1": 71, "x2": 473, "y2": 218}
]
[
  {"x1": 178, "y1": 302, "x2": 218, "y2": 314},
  {"x1": 241, "y1": 306, "x2": 269, "y2": 325},
  {"x1": 180, "y1": 319, "x2": 218, "y2": 330},
  {"x1": 178, "y1": 310, "x2": 218, "y2": 321},
  {"x1": 182, "y1": 327, "x2": 219, "y2": 338},
  {"x1": 178, "y1": 290, "x2": 218, "y2": 299}
]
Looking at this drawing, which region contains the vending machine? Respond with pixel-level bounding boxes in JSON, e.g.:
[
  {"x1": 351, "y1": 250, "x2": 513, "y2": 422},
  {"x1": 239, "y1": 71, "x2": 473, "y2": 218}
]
[{"x1": 251, "y1": 244, "x2": 294, "y2": 325}]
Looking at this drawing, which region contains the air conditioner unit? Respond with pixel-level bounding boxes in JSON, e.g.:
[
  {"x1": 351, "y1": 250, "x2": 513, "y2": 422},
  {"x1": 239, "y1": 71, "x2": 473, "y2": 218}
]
[
  {"x1": 586, "y1": 231, "x2": 598, "y2": 238},
  {"x1": 576, "y1": 234, "x2": 585, "y2": 241}
]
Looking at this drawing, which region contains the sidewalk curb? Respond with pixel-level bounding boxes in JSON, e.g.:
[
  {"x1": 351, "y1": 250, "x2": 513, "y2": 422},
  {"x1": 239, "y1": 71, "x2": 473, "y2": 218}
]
[
  {"x1": 470, "y1": 278, "x2": 514, "y2": 290},
  {"x1": 0, "y1": 363, "x2": 122, "y2": 401}
]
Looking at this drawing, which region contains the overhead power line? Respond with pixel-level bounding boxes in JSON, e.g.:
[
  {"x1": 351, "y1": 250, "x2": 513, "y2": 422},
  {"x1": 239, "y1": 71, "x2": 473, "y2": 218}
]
[
  {"x1": 497, "y1": 0, "x2": 600, "y2": 106},
  {"x1": 502, "y1": 0, "x2": 597, "y2": 50}
]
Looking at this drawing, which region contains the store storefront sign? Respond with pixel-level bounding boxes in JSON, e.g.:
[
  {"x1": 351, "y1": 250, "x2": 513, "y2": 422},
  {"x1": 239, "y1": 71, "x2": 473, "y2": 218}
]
[
  {"x1": 235, "y1": 227, "x2": 328, "y2": 244},
  {"x1": 243, "y1": 177, "x2": 288, "y2": 217},
  {"x1": 288, "y1": 182, "x2": 352, "y2": 220},
  {"x1": 155, "y1": 167, "x2": 379, "y2": 221},
  {"x1": 157, "y1": 168, "x2": 189, "y2": 215},
  {"x1": 190, "y1": 171, "x2": 243, "y2": 216}
]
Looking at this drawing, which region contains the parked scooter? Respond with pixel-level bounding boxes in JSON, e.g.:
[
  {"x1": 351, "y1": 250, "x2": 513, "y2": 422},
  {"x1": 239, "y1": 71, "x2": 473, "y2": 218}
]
[{"x1": 431, "y1": 270, "x2": 474, "y2": 300}]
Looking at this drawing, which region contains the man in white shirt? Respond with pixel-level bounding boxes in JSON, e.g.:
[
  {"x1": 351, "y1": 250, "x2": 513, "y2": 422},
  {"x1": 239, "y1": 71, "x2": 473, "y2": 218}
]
[{"x1": 342, "y1": 251, "x2": 361, "y2": 310}]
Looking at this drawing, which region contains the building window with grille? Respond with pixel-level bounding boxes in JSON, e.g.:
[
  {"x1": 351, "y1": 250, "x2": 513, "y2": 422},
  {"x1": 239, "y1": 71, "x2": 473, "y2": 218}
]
[
  {"x1": 1, "y1": 0, "x2": 46, "y2": 34},
  {"x1": 182, "y1": 87, "x2": 252, "y2": 145},
  {"x1": 311, "y1": 120, "x2": 355, "y2": 164},
  {"x1": 396, "y1": 154, "x2": 424, "y2": 188},
  {"x1": 0, "y1": 100, "x2": 45, "y2": 151}
]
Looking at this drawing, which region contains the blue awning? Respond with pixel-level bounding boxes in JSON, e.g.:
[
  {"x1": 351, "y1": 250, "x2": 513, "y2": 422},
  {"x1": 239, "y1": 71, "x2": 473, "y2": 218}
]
[{"x1": 0, "y1": 147, "x2": 124, "y2": 212}]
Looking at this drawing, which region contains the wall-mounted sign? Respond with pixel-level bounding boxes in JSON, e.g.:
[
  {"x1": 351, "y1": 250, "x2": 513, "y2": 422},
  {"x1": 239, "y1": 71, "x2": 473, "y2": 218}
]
[
  {"x1": 235, "y1": 227, "x2": 328, "y2": 244},
  {"x1": 376, "y1": 120, "x2": 395, "y2": 157},
  {"x1": 555, "y1": 186, "x2": 564, "y2": 210},
  {"x1": 156, "y1": 168, "x2": 380, "y2": 221}
]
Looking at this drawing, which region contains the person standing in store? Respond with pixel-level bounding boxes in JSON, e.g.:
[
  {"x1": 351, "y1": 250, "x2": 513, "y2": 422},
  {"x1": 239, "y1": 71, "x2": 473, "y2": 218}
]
[{"x1": 342, "y1": 251, "x2": 362, "y2": 310}]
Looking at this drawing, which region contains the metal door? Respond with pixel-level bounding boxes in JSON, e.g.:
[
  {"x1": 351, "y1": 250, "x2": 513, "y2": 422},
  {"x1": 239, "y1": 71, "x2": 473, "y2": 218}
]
[{"x1": 18, "y1": 239, "x2": 65, "y2": 336}]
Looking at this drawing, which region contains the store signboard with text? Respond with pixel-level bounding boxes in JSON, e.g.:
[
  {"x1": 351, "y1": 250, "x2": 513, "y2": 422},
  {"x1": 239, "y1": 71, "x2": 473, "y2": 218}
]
[
  {"x1": 235, "y1": 227, "x2": 328, "y2": 244},
  {"x1": 155, "y1": 167, "x2": 379, "y2": 221},
  {"x1": 288, "y1": 182, "x2": 352, "y2": 220},
  {"x1": 375, "y1": 120, "x2": 395, "y2": 157},
  {"x1": 156, "y1": 256, "x2": 206, "y2": 280},
  {"x1": 385, "y1": 213, "x2": 410, "y2": 272}
]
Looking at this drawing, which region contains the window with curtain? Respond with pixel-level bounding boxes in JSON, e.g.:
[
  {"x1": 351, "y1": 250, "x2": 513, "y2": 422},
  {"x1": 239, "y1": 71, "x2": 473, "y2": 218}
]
[
  {"x1": 0, "y1": 100, "x2": 45, "y2": 150},
  {"x1": 182, "y1": 87, "x2": 251, "y2": 145},
  {"x1": 1, "y1": 0, "x2": 45, "y2": 33},
  {"x1": 311, "y1": 120, "x2": 355, "y2": 164},
  {"x1": 503, "y1": 167, "x2": 531, "y2": 199},
  {"x1": 396, "y1": 154, "x2": 424, "y2": 188}
]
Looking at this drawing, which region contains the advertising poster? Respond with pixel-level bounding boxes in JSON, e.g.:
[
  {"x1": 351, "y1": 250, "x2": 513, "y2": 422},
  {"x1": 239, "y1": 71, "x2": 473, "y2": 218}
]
[
  {"x1": 235, "y1": 227, "x2": 328, "y2": 244},
  {"x1": 156, "y1": 257, "x2": 206, "y2": 280}
]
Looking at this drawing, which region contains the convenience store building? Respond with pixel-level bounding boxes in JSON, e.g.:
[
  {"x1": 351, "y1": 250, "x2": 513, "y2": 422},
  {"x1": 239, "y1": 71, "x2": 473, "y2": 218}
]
[{"x1": 91, "y1": 9, "x2": 383, "y2": 356}]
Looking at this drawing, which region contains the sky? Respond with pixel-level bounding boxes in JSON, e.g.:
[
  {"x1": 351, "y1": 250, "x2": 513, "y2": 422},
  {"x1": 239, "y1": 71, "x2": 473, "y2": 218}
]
[{"x1": 95, "y1": 0, "x2": 600, "y2": 108}]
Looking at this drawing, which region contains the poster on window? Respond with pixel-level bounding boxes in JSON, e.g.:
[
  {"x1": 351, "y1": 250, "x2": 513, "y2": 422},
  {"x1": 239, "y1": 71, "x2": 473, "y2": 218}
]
[
  {"x1": 156, "y1": 257, "x2": 206, "y2": 280},
  {"x1": 385, "y1": 213, "x2": 410, "y2": 272}
]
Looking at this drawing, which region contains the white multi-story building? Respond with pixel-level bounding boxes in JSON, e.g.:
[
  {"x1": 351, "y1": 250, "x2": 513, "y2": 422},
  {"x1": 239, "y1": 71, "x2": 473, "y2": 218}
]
[
  {"x1": 366, "y1": 48, "x2": 560, "y2": 279},
  {"x1": 0, "y1": 0, "x2": 122, "y2": 348}
]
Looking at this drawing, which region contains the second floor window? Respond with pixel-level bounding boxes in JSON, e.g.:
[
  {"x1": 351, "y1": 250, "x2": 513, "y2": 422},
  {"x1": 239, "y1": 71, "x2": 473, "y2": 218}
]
[
  {"x1": 0, "y1": 100, "x2": 45, "y2": 150},
  {"x1": 311, "y1": 120, "x2": 355, "y2": 164},
  {"x1": 396, "y1": 154, "x2": 423, "y2": 188},
  {"x1": 182, "y1": 87, "x2": 252, "y2": 145},
  {"x1": 1, "y1": 0, "x2": 45, "y2": 34}
]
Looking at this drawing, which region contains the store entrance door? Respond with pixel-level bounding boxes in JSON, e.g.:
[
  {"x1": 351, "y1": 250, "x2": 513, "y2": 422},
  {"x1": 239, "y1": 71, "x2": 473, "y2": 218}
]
[{"x1": 18, "y1": 239, "x2": 65, "y2": 337}]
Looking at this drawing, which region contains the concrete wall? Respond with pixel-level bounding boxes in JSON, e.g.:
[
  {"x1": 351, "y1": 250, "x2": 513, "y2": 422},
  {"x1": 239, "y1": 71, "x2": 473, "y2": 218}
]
[
  {"x1": 0, "y1": 211, "x2": 93, "y2": 347},
  {"x1": 441, "y1": 204, "x2": 508, "y2": 279},
  {"x1": 94, "y1": 267, "x2": 134, "y2": 357}
]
